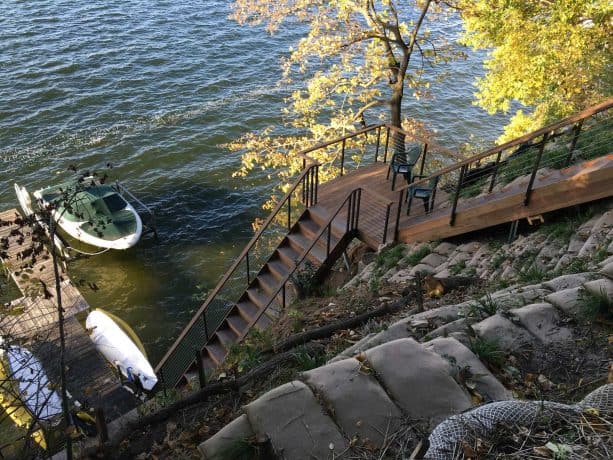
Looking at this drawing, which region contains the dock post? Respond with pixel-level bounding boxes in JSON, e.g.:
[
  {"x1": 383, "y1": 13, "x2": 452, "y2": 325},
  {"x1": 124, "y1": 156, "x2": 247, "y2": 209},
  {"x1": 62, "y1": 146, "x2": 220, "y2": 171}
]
[
  {"x1": 95, "y1": 408, "x2": 109, "y2": 443},
  {"x1": 195, "y1": 349, "x2": 206, "y2": 389}
]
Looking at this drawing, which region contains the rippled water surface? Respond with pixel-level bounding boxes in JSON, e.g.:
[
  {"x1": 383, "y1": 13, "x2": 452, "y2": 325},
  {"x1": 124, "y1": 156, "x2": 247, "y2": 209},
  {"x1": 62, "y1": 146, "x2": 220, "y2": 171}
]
[{"x1": 1, "y1": 1, "x2": 507, "y2": 362}]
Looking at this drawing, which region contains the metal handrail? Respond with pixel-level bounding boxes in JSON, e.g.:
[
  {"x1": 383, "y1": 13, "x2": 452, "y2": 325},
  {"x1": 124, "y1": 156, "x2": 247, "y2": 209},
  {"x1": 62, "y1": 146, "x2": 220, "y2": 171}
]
[
  {"x1": 245, "y1": 188, "x2": 363, "y2": 334},
  {"x1": 155, "y1": 162, "x2": 320, "y2": 371},
  {"x1": 397, "y1": 98, "x2": 612, "y2": 226},
  {"x1": 398, "y1": 98, "x2": 613, "y2": 192}
]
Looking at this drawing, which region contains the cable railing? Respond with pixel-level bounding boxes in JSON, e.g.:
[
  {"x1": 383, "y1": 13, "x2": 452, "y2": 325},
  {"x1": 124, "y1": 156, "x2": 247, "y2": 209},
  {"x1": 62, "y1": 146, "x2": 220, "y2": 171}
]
[
  {"x1": 246, "y1": 188, "x2": 362, "y2": 332},
  {"x1": 396, "y1": 99, "x2": 613, "y2": 223},
  {"x1": 155, "y1": 162, "x2": 320, "y2": 387}
]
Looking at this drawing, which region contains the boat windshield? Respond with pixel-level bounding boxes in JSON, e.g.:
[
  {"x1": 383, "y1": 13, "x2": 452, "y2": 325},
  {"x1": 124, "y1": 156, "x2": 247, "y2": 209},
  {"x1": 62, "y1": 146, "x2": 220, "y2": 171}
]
[{"x1": 102, "y1": 193, "x2": 127, "y2": 213}]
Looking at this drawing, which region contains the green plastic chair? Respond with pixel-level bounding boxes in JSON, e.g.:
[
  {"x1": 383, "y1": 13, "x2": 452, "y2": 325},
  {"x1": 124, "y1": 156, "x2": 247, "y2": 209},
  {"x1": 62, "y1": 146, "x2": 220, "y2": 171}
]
[
  {"x1": 386, "y1": 143, "x2": 422, "y2": 190},
  {"x1": 406, "y1": 175, "x2": 440, "y2": 215}
]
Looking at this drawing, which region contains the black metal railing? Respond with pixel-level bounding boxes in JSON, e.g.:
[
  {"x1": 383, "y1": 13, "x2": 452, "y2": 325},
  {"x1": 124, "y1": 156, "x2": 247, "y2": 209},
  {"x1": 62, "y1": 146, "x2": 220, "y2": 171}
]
[{"x1": 397, "y1": 98, "x2": 613, "y2": 224}]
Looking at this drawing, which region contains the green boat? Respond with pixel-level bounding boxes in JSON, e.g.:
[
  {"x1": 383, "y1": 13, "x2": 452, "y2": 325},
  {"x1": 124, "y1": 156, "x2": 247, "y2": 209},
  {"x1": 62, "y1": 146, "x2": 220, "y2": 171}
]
[{"x1": 15, "y1": 178, "x2": 142, "y2": 250}]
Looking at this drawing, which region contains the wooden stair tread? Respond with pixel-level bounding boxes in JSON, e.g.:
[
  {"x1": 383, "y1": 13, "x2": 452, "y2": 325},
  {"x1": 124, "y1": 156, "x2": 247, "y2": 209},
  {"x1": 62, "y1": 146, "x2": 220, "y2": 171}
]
[
  {"x1": 226, "y1": 314, "x2": 248, "y2": 336},
  {"x1": 257, "y1": 271, "x2": 280, "y2": 296},
  {"x1": 246, "y1": 285, "x2": 270, "y2": 309},
  {"x1": 286, "y1": 233, "x2": 326, "y2": 264},
  {"x1": 276, "y1": 244, "x2": 302, "y2": 266},
  {"x1": 236, "y1": 301, "x2": 260, "y2": 322},
  {"x1": 205, "y1": 342, "x2": 227, "y2": 366},
  {"x1": 215, "y1": 329, "x2": 239, "y2": 350},
  {"x1": 266, "y1": 259, "x2": 290, "y2": 280}
]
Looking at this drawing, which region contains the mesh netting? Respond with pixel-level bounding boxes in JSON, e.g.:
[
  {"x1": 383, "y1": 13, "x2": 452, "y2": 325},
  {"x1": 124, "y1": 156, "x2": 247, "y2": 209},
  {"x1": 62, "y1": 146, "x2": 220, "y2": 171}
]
[{"x1": 424, "y1": 384, "x2": 613, "y2": 459}]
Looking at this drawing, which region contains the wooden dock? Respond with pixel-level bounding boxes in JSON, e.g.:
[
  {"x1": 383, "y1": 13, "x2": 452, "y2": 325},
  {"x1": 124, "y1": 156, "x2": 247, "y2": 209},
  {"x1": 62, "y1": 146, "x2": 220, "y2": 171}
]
[{"x1": 0, "y1": 208, "x2": 135, "y2": 422}]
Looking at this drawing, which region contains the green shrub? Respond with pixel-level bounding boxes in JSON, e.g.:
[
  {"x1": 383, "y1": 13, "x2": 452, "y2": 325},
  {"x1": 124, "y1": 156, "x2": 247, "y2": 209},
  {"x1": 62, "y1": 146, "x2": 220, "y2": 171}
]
[{"x1": 404, "y1": 244, "x2": 432, "y2": 266}]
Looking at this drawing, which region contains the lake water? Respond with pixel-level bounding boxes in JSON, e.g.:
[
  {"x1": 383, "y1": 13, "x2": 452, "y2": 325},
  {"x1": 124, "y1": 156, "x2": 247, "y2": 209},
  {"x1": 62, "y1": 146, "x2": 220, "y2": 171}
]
[{"x1": 0, "y1": 0, "x2": 508, "y2": 363}]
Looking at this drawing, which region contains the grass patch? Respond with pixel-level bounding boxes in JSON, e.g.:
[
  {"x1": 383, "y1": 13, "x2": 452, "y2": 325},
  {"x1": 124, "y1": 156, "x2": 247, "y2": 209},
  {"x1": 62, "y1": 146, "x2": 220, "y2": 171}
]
[
  {"x1": 291, "y1": 346, "x2": 326, "y2": 371},
  {"x1": 404, "y1": 244, "x2": 431, "y2": 267},
  {"x1": 225, "y1": 329, "x2": 274, "y2": 373},
  {"x1": 449, "y1": 259, "x2": 466, "y2": 275},
  {"x1": 490, "y1": 253, "x2": 505, "y2": 270},
  {"x1": 467, "y1": 293, "x2": 501, "y2": 319},
  {"x1": 374, "y1": 244, "x2": 405, "y2": 276},
  {"x1": 468, "y1": 336, "x2": 505, "y2": 368},
  {"x1": 554, "y1": 257, "x2": 591, "y2": 276},
  {"x1": 518, "y1": 264, "x2": 547, "y2": 284},
  {"x1": 580, "y1": 287, "x2": 613, "y2": 321}
]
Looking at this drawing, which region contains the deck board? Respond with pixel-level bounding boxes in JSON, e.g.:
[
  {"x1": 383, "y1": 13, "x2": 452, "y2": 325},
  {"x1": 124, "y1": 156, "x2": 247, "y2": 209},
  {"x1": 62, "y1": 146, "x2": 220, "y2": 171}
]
[
  {"x1": 314, "y1": 154, "x2": 613, "y2": 248},
  {"x1": 0, "y1": 209, "x2": 136, "y2": 424}
]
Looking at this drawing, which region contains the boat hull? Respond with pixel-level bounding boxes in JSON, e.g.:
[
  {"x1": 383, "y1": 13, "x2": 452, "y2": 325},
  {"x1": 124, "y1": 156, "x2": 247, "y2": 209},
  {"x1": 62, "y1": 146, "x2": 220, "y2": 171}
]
[
  {"x1": 0, "y1": 346, "x2": 63, "y2": 449},
  {"x1": 86, "y1": 309, "x2": 157, "y2": 391}
]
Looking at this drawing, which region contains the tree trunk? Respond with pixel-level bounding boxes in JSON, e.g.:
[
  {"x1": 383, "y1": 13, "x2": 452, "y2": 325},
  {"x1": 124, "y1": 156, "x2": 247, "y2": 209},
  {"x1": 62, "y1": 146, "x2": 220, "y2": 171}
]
[{"x1": 390, "y1": 87, "x2": 406, "y2": 157}]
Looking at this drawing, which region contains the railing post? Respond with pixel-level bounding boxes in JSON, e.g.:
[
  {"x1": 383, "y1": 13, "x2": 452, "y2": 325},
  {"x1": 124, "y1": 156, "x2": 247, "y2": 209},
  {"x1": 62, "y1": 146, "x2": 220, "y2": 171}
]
[
  {"x1": 384, "y1": 127, "x2": 391, "y2": 163},
  {"x1": 419, "y1": 143, "x2": 428, "y2": 176},
  {"x1": 375, "y1": 126, "x2": 381, "y2": 162},
  {"x1": 354, "y1": 189, "x2": 361, "y2": 230},
  {"x1": 450, "y1": 165, "x2": 467, "y2": 226},
  {"x1": 488, "y1": 150, "x2": 503, "y2": 193},
  {"x1": 382, "y1": 203, "x2": 391, "y2": 245},
  {"x1": 195, "y1": 348, "x2": 206, "y2": 389},
  {"x1": 326, "y1": 225, "x2": 331, "y2": 256},
  {"x1": 202, "y1": 312, "x2": 210, "y2": 342},
  {"x1": 395, "y1": 189, "x2": 403, "y2": 241},
  {"x1": 288, "y1": 194, "x2": 291, "y2": 230},
  {"x1": 314, "y1": 165, "x2": 319, "y2": 205},
  {"x1": 246, "y1": 252, "x2": 250, "y2": 285},
  {"x1": 159, "y1": 370, "x2": 167, "y2": 397},
  {"x1": 524, "y1": 132, "x2": 549, "y2": 206},
  {"x1": 565, "y1": 120, "x2": 583, "y2": 167},
  {"x1": 282, "y1": 284, "x2": 286, "y2": 310},
  {"x1": 340, "y1": 138, "x2": 346, "y2": 176}
]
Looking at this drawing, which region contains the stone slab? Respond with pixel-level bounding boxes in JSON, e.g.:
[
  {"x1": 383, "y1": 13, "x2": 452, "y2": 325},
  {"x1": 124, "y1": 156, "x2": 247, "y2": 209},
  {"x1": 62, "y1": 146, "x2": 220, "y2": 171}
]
[
  {"x1": 472, "y1": 314, "x2": 535, "y2": 351},
  {"x1": 388, "y1": 268, "x2": 413, "y2": 284},
  {"x1": 469, "y1": 246, "x2": 491, "y2": 267},
  {"x1": 362, "y1": 322, "x2": 413, "y2": 349},
  {"x1": 244, "y1": 380, "x2": 348, "y2": 459},
  {"x1": 543, "y1": 273, "x2": 595, "y2": 291},
  {"x1": 511, "y1": 303, "x2": 573, "y2": 344},
  {"x1": 447, "y1": 251, "x2": 471, "y2": 266},
  {"x1": 600, "y1": 262, "x2": 613, "y2": 280},
  {"x1": 302, "y1": 358, "x2": 402, "y2": 447},
  {"x1": 545, "y1": 287, "x2": 584, "y2": 316},
  {"x1": 583, "y1": 278, "x2": 613, "y2": 300},
  {"x1": 199, "y1": 414, "x2": 256, "y2": 460},
  {"x1": 424, "y1": 337, "x2": 512, "y2": 402},
  {"x1": 433, "y1": 242, "x2": 457, "y2": 256},
  {"x1": 599, "y1": 255, "x2": 613, "y2": 267},
  {"x1": 424, "y1": 318, "x2": 473, "y2": 341},
  {"x1": 329, "y1": 333, "x2": 377, "y2": 363},
  {"x1": 409, "y1": 263, "x2": 435, "y2": 276},
  {"x1": 420, "y1": 253, "x2": 448, "y2": 270},
  {"x1": 365, "y1": 338, "x2": 472, "y2": 425},
  {"x1": 457, "y1": 242, "x2": 481, "y2": 253}
]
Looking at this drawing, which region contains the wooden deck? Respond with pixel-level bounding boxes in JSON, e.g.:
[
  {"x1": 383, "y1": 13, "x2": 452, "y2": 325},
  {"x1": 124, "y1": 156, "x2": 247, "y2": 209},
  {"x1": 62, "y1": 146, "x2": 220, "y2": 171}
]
[
  {"x1": 315, "y1": 154, "x2": 613, "y2": 248},
  {"x1": 0, "y1": 209, "x2": 135, "y2": 422}
]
